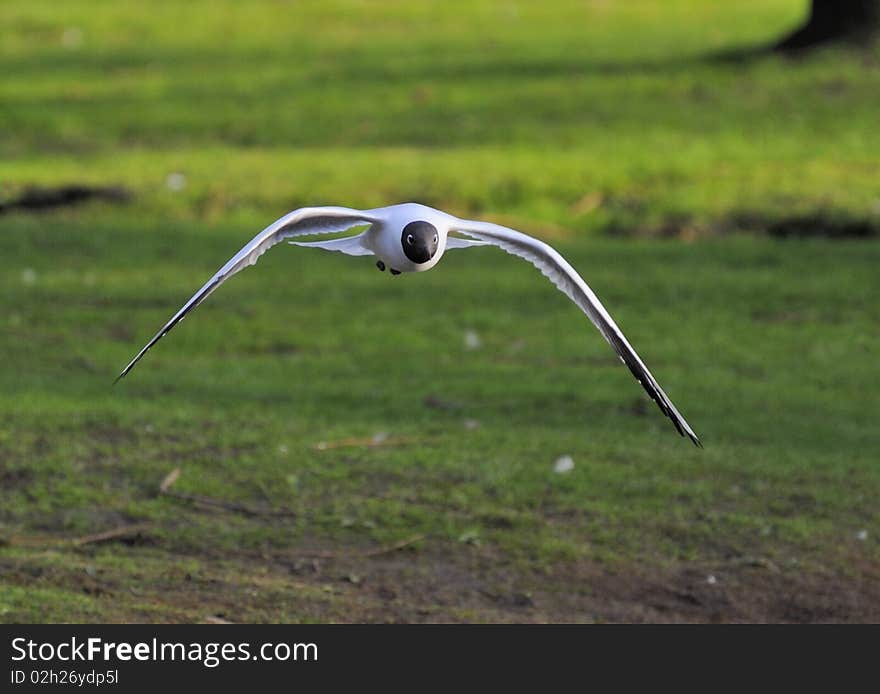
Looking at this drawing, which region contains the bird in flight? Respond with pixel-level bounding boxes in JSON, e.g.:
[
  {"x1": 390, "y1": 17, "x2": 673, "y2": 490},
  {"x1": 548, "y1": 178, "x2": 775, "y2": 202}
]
[{"x1": 116, "y1": 202, "x2": 701, "y2": 446}]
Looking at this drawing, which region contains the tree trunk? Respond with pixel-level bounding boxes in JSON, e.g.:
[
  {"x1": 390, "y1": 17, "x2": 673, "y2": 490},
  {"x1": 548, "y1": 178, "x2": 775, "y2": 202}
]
[{"x1": 775, "y1": 0, "x2": 880, "y2": 51}]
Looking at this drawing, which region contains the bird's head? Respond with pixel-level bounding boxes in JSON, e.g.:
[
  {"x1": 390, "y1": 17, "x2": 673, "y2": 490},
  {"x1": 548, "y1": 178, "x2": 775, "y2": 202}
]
[{"x1": 401, "y1": 221, "x2": 440, "y2": 264}]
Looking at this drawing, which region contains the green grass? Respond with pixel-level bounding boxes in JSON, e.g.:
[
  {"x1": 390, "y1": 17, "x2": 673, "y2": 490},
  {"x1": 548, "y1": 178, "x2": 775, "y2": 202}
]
[
  {"x1": 1, "y1": 0, "x2": 878, "y2": 622},
  {"x1": 3, "y1": 0, "x2": 879, "y2": 230}
]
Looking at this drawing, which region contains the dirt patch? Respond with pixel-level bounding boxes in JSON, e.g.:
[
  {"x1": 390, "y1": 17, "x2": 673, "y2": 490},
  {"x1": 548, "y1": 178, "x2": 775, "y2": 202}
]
[
  {"x1": 3, "y1": 539, "x2": 878, "y2": 623},
  {"x1": 0, "y1": 464, "x2": 35, "y2": 489},
  {"x1": 0, "y1": 184, "x2": 131, "y2": 214},
  {"x1": 296, "y1": 544, "x2": 880, "y2": 623}
]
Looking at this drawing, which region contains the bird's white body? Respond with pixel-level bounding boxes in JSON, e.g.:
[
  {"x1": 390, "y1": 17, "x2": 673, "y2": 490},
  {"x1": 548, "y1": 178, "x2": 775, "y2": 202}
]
[
  {"x1": 360, "y1": 203, "x2": 455, "y2": 273},
  {"x1": 117, "y1": 202, "x2": 701, "y2": 446}
]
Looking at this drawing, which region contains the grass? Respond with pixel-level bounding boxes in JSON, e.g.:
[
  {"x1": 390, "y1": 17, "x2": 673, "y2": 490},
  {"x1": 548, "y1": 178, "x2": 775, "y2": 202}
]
[
  {"x1": 1, "y1": 0, "x2": 878, "y2": 622},
  {"x1": 3, "y1": 0, "x2": 880, "y2": 230}
]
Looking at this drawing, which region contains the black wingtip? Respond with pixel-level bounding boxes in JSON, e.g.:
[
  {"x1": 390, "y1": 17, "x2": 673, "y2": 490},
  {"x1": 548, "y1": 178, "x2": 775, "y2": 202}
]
[
  {"x1": 672, "y1": 416, "x2": 702, "y2": 448},
  {"x1": 671, "y1": 415, "x2": 702, "y2": 448},
  {"x1": 113, "y1": 358, "x2": 139, "y2": 385},
  {"x1": 654, "y1": 395, "x2": 702, "y2": 448},
  {"x1": 671, "y1": 421, "x2": 702, "y2": 448}
]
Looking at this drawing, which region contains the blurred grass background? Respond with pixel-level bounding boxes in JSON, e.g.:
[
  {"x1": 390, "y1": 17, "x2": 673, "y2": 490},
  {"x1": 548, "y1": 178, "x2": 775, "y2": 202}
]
[{"x1": 0, "y1": 0, "x2": 878, "y2": 622}]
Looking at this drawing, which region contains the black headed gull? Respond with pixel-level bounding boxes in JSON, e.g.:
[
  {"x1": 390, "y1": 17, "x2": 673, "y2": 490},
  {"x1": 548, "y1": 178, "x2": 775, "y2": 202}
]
[{"x1": 117, "y1": 202, "x2": 700, "y2": 446}]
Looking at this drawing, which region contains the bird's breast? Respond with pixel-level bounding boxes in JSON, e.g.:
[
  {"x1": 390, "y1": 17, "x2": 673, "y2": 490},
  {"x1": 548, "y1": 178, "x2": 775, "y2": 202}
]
[{"x1": 365, "y1": 223, "x2": 446, "y2": 273}]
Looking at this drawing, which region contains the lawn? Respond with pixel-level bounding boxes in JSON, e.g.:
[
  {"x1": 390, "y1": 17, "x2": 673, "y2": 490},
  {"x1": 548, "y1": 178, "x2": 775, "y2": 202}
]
[{"x1": 1, "y1": 0, "x2": 878, "y2": 622}]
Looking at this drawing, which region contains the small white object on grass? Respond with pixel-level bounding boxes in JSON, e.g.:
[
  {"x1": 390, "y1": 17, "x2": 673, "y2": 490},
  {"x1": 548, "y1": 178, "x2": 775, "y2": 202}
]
[
  {"x1": 553, "y1": 455, "x2": 575, "y2": 474},
  {"x1": 464, "y1": 329, "x2": 482, "y2": 350},
  {"x1": 166, "y1": 172, "x2": 187, "y2": 192}
]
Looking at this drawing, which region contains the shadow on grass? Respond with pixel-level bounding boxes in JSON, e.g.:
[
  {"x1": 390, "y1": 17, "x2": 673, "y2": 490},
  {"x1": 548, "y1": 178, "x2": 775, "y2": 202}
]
[
  {"x1": 0, "y1": 184, "x2": 131, "y2": 215},
  {"x1": 604, "y1": 208, "x2": 880, "y2": 240}
]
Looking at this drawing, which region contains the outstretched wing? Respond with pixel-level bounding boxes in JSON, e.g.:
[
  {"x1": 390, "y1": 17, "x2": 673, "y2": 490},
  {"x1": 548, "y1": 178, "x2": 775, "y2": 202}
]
[
  {"x1": 116, "y1": 206, "x2": 379, "y2": 381},
  {"x1": 452, "y1": 218, "x2": 701, "y2": 446}
]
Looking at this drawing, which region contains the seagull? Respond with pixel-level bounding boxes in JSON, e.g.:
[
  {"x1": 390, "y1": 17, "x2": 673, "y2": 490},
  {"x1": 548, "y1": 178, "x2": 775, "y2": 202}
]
[{"x1": 116, "y1": 202, "x2": 700, "y2": 446}]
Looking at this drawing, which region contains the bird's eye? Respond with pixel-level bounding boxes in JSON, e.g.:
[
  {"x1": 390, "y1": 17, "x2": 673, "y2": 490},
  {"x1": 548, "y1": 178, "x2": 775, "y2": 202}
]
[
  {"x1": 406, "y1": 234, "x2": 414, "y2": 245},
  {"x1": 433, "y1": 234, "x2": 438, "y2": 245}
]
